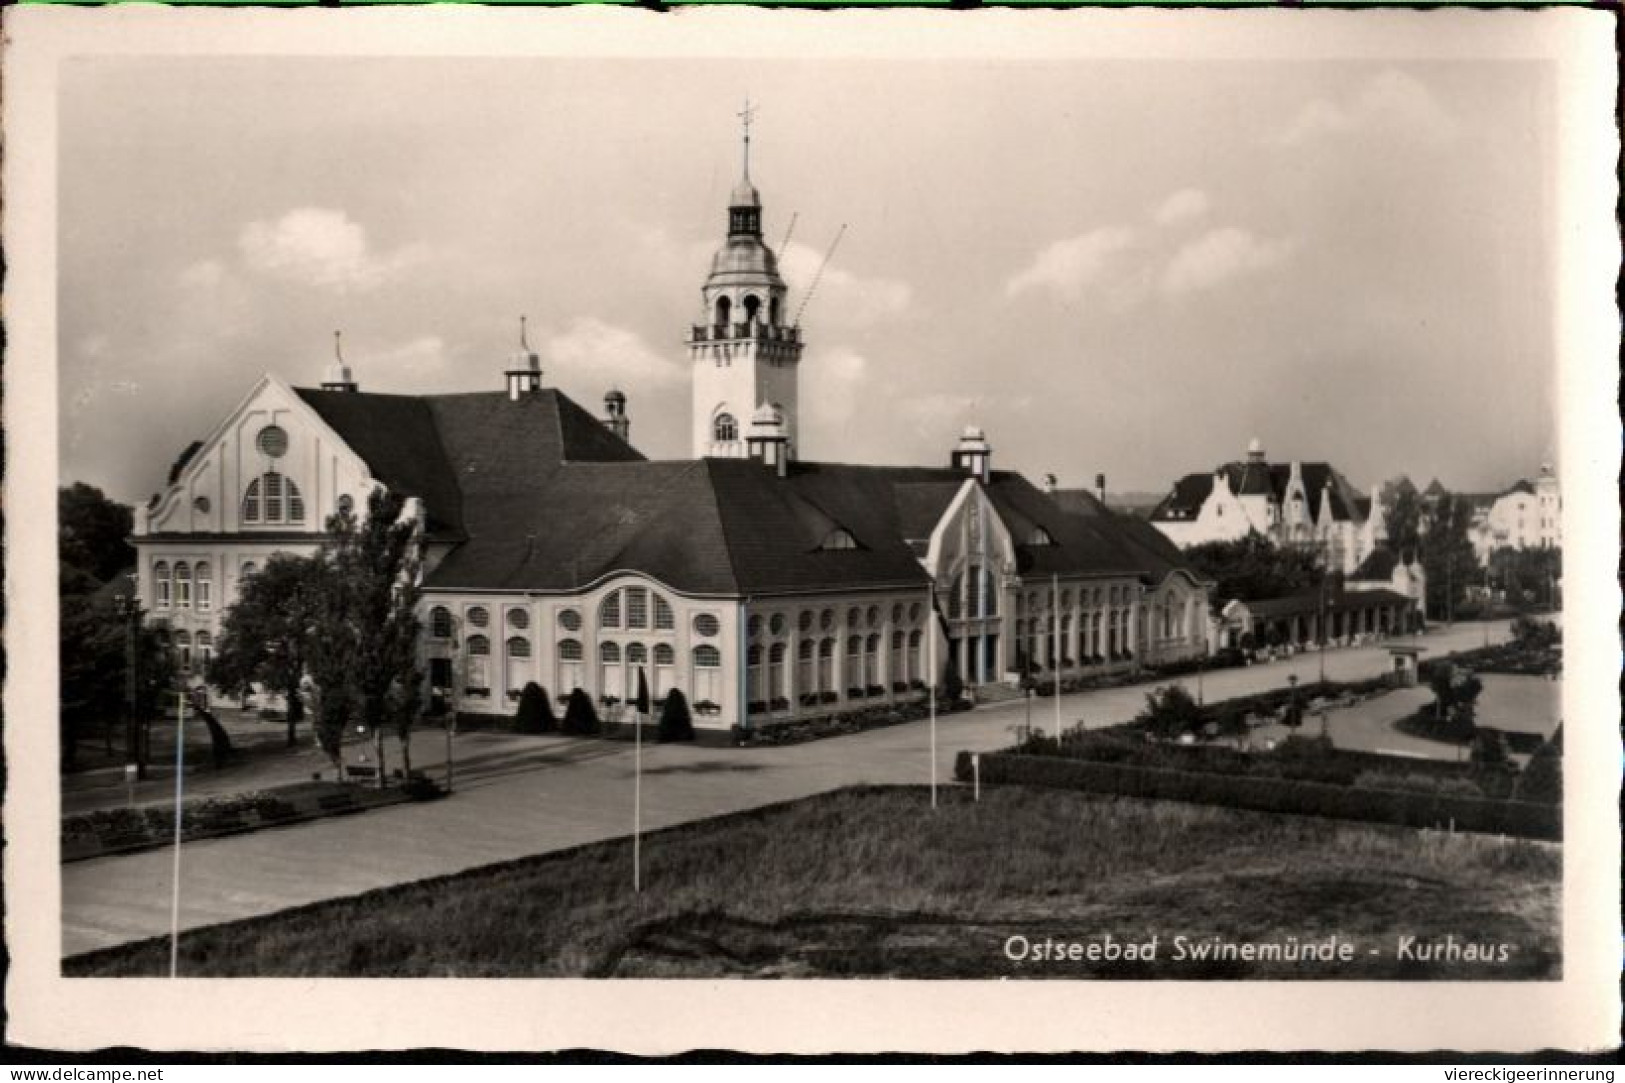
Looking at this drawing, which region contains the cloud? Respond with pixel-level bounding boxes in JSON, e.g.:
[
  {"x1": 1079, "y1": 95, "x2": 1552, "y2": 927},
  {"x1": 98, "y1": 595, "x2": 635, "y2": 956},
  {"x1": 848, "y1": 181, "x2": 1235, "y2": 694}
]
[
  {"x1": 1160, "y1": 228, "x2": 1294, "y2": 296},
  {"x1": 1005, "y1": 226, "x2": 1137, "y2": 301},
  {"x1": 1153, "y1": 188, "x2": 1210, "y2": 227},
  {"x1": 238, "y1": 208, "x2": 425, "y2": 292},
  {"x1": 542, "y1": 317, "x2": 683, "y2": 393},
  {"x1": 779, "y1": 243, "x2": 912, "y2": 326},
  {"x1": 1274, "y1": 69, "x2": 1457, "y2": 146},
  {"x1": 799, "y1": 346, "x2": 871, "y2": 455}
]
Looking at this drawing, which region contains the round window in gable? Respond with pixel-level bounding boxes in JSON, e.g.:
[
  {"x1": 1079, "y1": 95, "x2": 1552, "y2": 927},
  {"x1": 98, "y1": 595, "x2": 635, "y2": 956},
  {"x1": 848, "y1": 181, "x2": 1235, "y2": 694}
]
[
  {"x1": 694, "y1": 613, "x2": 721, "y2": 638},
  {"x1": 256, "y1": 425, "x2": 289, "y2": 459},
  {"x1": 193, "y1": 496, "x2": 211, "y2": 514},
  {"x1": 558, "y1": 608, "x2": 582, "y2": 632},
  {"x1": 508, "y1": 608, "x2": 531, "y2": 631},
  {"x1": 468, "y1": 606, "x2": 490, "y2": 628},
  {"x1": 769, "y1": 613, "x2": 787, "y2": 637}
]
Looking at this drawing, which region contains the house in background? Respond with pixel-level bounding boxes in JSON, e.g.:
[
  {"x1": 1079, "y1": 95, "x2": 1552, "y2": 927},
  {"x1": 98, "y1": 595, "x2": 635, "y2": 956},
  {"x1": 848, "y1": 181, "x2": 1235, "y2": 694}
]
[
  {"x1": 1147, "y1": 438, "x2": 1382, "y2": 575},
  {"x1": 1463, "y1": 464, "x2": 1562, "y2": 560}
]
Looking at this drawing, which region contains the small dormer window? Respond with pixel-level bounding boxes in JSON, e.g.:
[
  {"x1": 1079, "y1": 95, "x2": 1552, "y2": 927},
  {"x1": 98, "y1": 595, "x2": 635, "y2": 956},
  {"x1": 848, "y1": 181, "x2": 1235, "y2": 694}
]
[
  {"x1": 819, "y1": 528, "x2": 858, "y2": 551},
  {"x1": 1026, "y1": 526, "x2": 1056, "y2": 547}
]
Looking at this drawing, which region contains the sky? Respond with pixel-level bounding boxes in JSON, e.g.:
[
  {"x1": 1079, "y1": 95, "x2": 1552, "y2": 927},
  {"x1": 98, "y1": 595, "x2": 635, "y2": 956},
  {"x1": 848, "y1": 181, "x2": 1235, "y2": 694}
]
[{"x1": 58, "y1": 51, "x2": 1561, "y2": 508}]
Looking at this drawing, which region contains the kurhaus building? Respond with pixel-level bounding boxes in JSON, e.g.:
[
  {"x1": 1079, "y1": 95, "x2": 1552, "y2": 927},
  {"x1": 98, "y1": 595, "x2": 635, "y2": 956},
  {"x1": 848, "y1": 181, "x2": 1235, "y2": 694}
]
[{"x1": 131, "y1": 142, "x2": 1214, "y2": 733}]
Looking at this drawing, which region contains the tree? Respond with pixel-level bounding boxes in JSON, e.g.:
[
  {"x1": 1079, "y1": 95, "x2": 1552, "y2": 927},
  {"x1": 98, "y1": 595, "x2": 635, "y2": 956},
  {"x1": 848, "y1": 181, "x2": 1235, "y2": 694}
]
[
  {"x1": 515, "y1": 682, "x2": 557, "y2": 734},
  {"x1": 312, "y1": 490, "x2": 424, "y2": 783},
  {"x1": 1184, "y1": 533, "x2": 1326, "y2": 613},
  {"x1": 562, "y1": 687, "x2": 600, "y2": 736},
  {"x1": 1516, "y1": 734, "x2": 1562, "y2": 804},
  {"x1": 1417, "y1": 493, "x2": 1481, "y2": 622},
  {"x1": 1138, "y1": 684, "x2": 1205, "y2": 740},
  {"x1": 209, "y1": 553, "x2": 323, "y2": 747},
  {"x1": 59, "y1": 482, "x2": 135, "y2": 584},
  {"x1": 1378, "y1": 476, "x2": 1422, "y2": 556},
  {"x1": 658, "y1": 688, "x2": 695, "y2": 743}
]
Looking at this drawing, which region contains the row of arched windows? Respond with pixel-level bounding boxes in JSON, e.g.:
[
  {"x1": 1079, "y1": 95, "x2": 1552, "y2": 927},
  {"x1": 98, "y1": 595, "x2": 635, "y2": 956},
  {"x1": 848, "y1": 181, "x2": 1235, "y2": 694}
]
[
  {"x1": 152, "y1": 561, "x2": 213, "y2": 612},
  {"x1": 427, "y1": 588, "x2": 684, "y2": 644},
  {"x1": 746, "y1": 602, "x2": 926, "y2": 641}
]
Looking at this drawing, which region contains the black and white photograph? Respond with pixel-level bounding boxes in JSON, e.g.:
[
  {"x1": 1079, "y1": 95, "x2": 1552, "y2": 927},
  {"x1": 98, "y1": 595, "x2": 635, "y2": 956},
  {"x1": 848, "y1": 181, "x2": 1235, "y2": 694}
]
[{"x1": 5, "y1": 4, "x2": 1618, "y2": 1054}]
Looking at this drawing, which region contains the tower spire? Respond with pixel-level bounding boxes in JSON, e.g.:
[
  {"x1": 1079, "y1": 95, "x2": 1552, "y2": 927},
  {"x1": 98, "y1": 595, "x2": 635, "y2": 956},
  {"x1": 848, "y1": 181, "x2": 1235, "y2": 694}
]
[
  {"x1": 738, "y1": 97, "x2": 756, "y2": 180},
  {"x1": 323, "y1": 329, "x2": 358, "y2": 392}
]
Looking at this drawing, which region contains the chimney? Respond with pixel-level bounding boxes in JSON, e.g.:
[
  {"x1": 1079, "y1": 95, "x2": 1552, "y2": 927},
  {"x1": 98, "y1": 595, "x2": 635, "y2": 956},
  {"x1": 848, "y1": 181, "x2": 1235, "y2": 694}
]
[
  {"x1": 504, "y1": 316, "x2": 543, "y2": 401},
  {"x1": 1094, "y1": 472, "x2": 1106, "y2": 506},
  {"x1": 1247, "y1": 437, "x2": 1265, "y2": 464},
  {"x1": 1044, "y1": 473, "x2": 1058, "y2": 494},
  {"x1": 950, "y1": 426, "x2": 992, "y2": 483},
  {"x1": 602, "y1": 389, "x2": 630, "y2": 443}
]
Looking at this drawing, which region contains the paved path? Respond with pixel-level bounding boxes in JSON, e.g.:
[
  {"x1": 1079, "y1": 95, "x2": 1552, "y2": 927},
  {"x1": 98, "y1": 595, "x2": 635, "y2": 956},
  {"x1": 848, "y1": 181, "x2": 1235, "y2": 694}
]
[{"x1": 61, "y1": 621, "x2": 1513, "y2": 957}]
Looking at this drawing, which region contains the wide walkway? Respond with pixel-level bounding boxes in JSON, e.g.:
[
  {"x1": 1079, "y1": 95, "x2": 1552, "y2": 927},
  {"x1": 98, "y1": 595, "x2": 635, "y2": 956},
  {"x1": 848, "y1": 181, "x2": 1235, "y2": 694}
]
[{"x1": 61, "y1": 621, "x2": 1513, "y2": 957}]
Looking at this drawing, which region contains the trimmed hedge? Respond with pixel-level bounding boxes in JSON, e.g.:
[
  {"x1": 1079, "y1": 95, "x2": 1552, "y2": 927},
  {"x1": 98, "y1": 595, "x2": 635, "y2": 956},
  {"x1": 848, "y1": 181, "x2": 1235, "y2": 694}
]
[{"x1": 958, "y1": 753, "x2": 1559, "y2": 841}]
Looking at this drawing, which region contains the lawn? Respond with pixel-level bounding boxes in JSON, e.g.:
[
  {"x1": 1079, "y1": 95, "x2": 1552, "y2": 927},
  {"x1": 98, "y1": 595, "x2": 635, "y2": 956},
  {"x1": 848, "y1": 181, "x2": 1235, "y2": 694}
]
[{"x1": 64, "y1": 785, "x2": 1561, "y2": 980}]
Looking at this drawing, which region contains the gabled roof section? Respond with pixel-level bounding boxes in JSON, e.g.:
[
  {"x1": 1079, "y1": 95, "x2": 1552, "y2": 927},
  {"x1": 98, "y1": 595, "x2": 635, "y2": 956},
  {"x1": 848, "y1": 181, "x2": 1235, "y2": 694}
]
[
  {"x1": 1351, "y1": 546, "x2": 1400, "y2": 581},
  {"x1": 984, "y1": 472, "x2": 1145, "y2": 578},
  {"x1": 1149, "y1": 473, "x2": 1215, "y2": 522},
  {"x1": 1049, "y1": 488, "x2": 1110, "y2": 518}
]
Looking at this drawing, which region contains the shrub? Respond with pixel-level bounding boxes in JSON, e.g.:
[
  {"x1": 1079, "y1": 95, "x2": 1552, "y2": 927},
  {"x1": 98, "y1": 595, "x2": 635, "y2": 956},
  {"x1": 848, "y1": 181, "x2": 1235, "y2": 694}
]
[
  {"x1": 1137, "y1": 684, "x2": 1205, "y2": 741},
  {"x1": 562, "y1": 688, "x2": 601, "y2": 736},
  {"x1": 1470, "y1": 728, "x2": 1510, "y2": 768},
  {"x1": 1516, "y1": 737, "x2": 1562, "y2": 804},
  {"x1": 658, "y1": 688, "x2": 695, "y2": 743},
  {"x1": 1354, "y1": 771, "x2": 1484, "y2": 798},
  {"x1": 514, "y1": 682, "x2": 556, "y2": 734}
]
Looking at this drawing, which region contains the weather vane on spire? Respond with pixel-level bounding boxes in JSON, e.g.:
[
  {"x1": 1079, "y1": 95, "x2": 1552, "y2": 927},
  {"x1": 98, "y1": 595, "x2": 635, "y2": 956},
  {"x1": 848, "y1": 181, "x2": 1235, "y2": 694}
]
[
  {"x1": 334, "y1": 329, "x2": 344, "y2": 363},
  {"x1": 738, "y1": 97, "x2": 757, "y2": 178}
]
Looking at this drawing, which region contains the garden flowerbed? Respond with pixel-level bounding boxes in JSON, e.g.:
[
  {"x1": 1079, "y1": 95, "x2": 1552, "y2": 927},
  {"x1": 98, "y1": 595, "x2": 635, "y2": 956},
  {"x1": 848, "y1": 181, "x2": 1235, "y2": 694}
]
[
  {"x1": 733, "y1": 698, "x2": 973, "y2": 747},
  {"x1": 61, "y1": 777, "x2": 441, "y2": 863}
]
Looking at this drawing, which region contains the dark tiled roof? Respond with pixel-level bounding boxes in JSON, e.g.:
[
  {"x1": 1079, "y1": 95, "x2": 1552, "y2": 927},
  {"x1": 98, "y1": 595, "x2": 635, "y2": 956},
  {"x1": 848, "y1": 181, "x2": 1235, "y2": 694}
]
[
  {"x1": 1237, "y1": 586, "x2": 1414, "y2": 620},
  {"x1": 1150, "y1": 459, "x2": 1368, "y2": 524},
  {"x1": 296, "y1": 387, "x2": 643, "y2": 539},
  {"x1": 1149, "y1": 473, "x2": 1215, "y2": 521},
  {"x1": 1049, "y1": 488, "x2": 1109, "y2": 518},
  {"x1": 1351, "y1": 546, "x2": 1399, "y2": 581}
]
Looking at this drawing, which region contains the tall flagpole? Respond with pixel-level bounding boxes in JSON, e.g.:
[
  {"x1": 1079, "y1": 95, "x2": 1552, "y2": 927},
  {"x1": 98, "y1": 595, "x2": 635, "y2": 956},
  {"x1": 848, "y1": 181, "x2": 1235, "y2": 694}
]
[
  {"x1": 1052, "y1": 574, "x2": 1062, "y2": 742},
  {"x1": 634, "y1": 687, "x2": 643, "y2": 894},
  {"x1": 928, "y1": 580, "x2": 938, "y2": 809},
  {"x1": 169, "y1": 687, "x2": 186, "y2": 978}
]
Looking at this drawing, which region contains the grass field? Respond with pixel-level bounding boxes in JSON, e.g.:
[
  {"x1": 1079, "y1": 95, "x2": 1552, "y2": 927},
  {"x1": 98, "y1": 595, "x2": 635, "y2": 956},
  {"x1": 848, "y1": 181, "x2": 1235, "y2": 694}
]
[{"x1": 65, "y1": 785, "x2": 1561, "y2": 979}]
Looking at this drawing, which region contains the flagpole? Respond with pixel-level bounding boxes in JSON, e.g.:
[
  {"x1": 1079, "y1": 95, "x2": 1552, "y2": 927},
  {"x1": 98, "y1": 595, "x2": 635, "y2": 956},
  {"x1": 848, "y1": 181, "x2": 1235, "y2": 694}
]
[
  {"x1": 634, "y1": 689, "x2": 642, "y2": 894},
  {"x1": 928, "y1": 580, "x2": 938, "y2": 809},
  {"x1": 1052, "y1": 574, "x2": 1062, "y2": 742},
  {"x1": 169, "y1": 686, "x2": 186, "y2": 978}
]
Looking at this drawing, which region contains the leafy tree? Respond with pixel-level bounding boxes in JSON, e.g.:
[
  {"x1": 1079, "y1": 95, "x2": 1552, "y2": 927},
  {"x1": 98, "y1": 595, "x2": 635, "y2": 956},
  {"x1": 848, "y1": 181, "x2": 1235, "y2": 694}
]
[
  {"x1": 1138, "y1": 683, "x2": 1205, "y2": 740},
  {"x1": 59, "y1": 591, "x2": 125, "y2": 769},
  {"x1": 1417, "y1": 493, "x2": 1481, "y2": 621},
  {"x1": 310, "y1": 490, "x2": 424, "y2": 783},
  {"x1": 1378, "y1": 476, "x2": 1422, "y2": 556},
  {"x1": 209, "y1": 554, "x2": 323, "y2": 747},
  {"x1": 515, "y1": 682, "x2": 556, "y2": 734},
  {"x1": 658, "y1": 688, "x2": 695, "y2": 743},
  {"x1": 1470, "y1": 728, "x2": 1510, "y2": 768},
  {"x1": 1184, "y1": 533, "x2": 1326, "y2": 612},
  {"x1": 59, "y1": 482, "x2": 135, "y2": 584},
  {"x1": 562, "y1": 687, "x2": 600, "y2": 736}
]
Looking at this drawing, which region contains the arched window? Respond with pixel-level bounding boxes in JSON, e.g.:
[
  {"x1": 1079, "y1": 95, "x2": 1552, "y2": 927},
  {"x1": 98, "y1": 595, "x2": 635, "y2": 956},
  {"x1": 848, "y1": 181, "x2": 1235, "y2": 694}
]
[
  {"x1": 819, "y1": 529, "x2": 858, "y2": 551},
  {"x1": 154, "y1": 561, "x2": 172, "y2": 609},
  {"x1": 865, "y1": 633, "x2": 881, "y2": 687},
  {"x1": 798, "y1": 639, "x2": 816, "y2": 695},
  {"x1": 818, "y1": 638, "x2": 835, "y2": 693},
  {"x1": 1026, "y1": 526, "x2": 1055, "y2": 547},
  {"x1": 466, "y1": 635, "x2": 490, "y2": 696},
  {"x1": 174, "y1": 562, "x2": 192, "y2": 609},
  {"x1": 507, "y1": 636, "x2": 531, "y2": 658},
  {"x1": 714, "y1": 295, "x2": 732, "y2": 329},
  {"x1": 743, "y1": 294, "x2": 761, "y2": 323},
  {"x1": 768, "y1": 642, "x2": 787, "y2": 704},
  {"x1": 468, "y1": 606, "x2": 490, "y2": 629},
  {"x1": 769, "y1": 296, "x2": 781, "y2": 326},
  {"x1": 430, "y1": 607, "x2": 452, "y2": 638},
  {"x1": 241, "y1": 561, "x2": 257, "y2": 580},
  {"x1": 890, "y1": 630, "x2": 907, "y2": 685},
  {"x1": 692, "y1": 644, "x2": 722, "y2": 708},
  {"x1": 195, "y1": 563, "x2": 212, "y2": 612},
  {"x1": 907, "y1": 629, "x2": 923, "y2": 684},
  {"x1": 196, "y1": 631, "x2": 213, "y2": 671},
  {"x1": 600, "y1": 642, "x2": 621, "y2": 664},
  {"x1": 241, "y1": 472, "x2": 305, "y2": 525},
  {"x1": 714, "y1": 413, "x2": 738, "y2": 443},
  {"x1": 468, "y1": 635, "x2": 490, "y2": 657},
  {"x1": 175, "y1": 630, "x2": 193, "y2": 672},
  {"x1": 654, "y1": 596, "x2": 675, "y2": 631},
  {"x1": 653, "y1": 643, "x2": 675, "y2": 666},
  {"x1": 746, "y1": 644, "x2": 763, "y2": 703},
  {"x1": 599, "y1": 592, "x2": 621, "y2": 629},
  {"x1": 626, "y1": 643, "x2": 648, "y2": 666},
  {"x1": 846, "y1": 635, "x2": 864, "y2": 693},
  {"x1": 653, "y1": 642, "x2": 676, "y2": 698},
  {"x1": 693, "y1": 644, "x2": 721, "y2": 668},
  {"x1": 559, "y1": 639, "x2": 583, "y2": 662}
]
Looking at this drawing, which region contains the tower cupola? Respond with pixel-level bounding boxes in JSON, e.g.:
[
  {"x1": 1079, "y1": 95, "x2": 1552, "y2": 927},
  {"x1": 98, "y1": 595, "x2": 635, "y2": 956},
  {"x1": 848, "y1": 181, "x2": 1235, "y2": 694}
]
[
  {"x1": 951, "y1": 426, "x2": 992, "y2": 482},
  {"x1": 322, "y1": 330, "x2": 358, "y2": 393},
  {"x1": 504, "y1": 316, "x2": 543, "y2": 400}
]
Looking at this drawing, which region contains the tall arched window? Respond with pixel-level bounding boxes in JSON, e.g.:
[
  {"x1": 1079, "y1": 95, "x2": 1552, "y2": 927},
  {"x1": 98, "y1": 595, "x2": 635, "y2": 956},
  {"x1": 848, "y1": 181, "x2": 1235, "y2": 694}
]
[
  {"x1": 653, "y1": 642, "x2": 676, "y2": 698},
  {"x1": 890, "y1": 630, "x2": 907, "y2": 687},
  {"x1": 865, "y1": 634, "x2": 881, "y2": 690},
  {"x1": 654, "y1": 596, "x2": 675, "y2": 630},
  {"x1": 599, "y1": 592, "x2": 621, "y2": 629},
  {"x1": 714, "y1": 295, "x2": 732, "y2": 329},
  {"x1": 846, "y1": 635, "x2": 863, "y2": 693},
  {"x1": 194, "y1": 562, "x2": 212, "y2": 612},
  {"x1": 174, "y1": 562, "x2": 192, "y2": 609},
  {"x1": 175, "y1": 631, "x2": 193, "y2": 672},
  {"x1": 558, "y1": 638, "x2": 584, "y2": 696},
  {"x1": 714, "y1": 413, "x2": 738, "y2": 443},
  {"x1": 907, "y1": 630, "x2": 923, "y2": 685},
  {"x1": 430, "y1": 607, "x2": 453, "y2": 639},
  {"x1": 466, "y1": 635, "x2": 491, "y2": 696},
  {"x1": 692, "y1": 644, "x2": 722, "y2": 708},
  {"x1": 768, "y1": 642, "x2": 787, "y2": 706},
  {"x1": 798, "y1": 639, "x2": 816, "y2": 697},
  {"x1": 600, "y1": 641, "x2": 623, "y2": 703},
  {"x1": 625, "y1": 587, "x2": 649, "y2": 630},
  {"x1": 242, "y1": 472, "x2": 305, "y2": 525},
  {"x1": 818, "y1": 638, "x2": 835, "y2": 695},
  {"x1": 154, "y1": 561, "x2": 172, "y2": 609},
  {"x1": 196, "y1": 631, "x2": 213, "y2": 672},
  {"x1": 746, "y1": 645, "x2": 764, "y2": 706}
]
